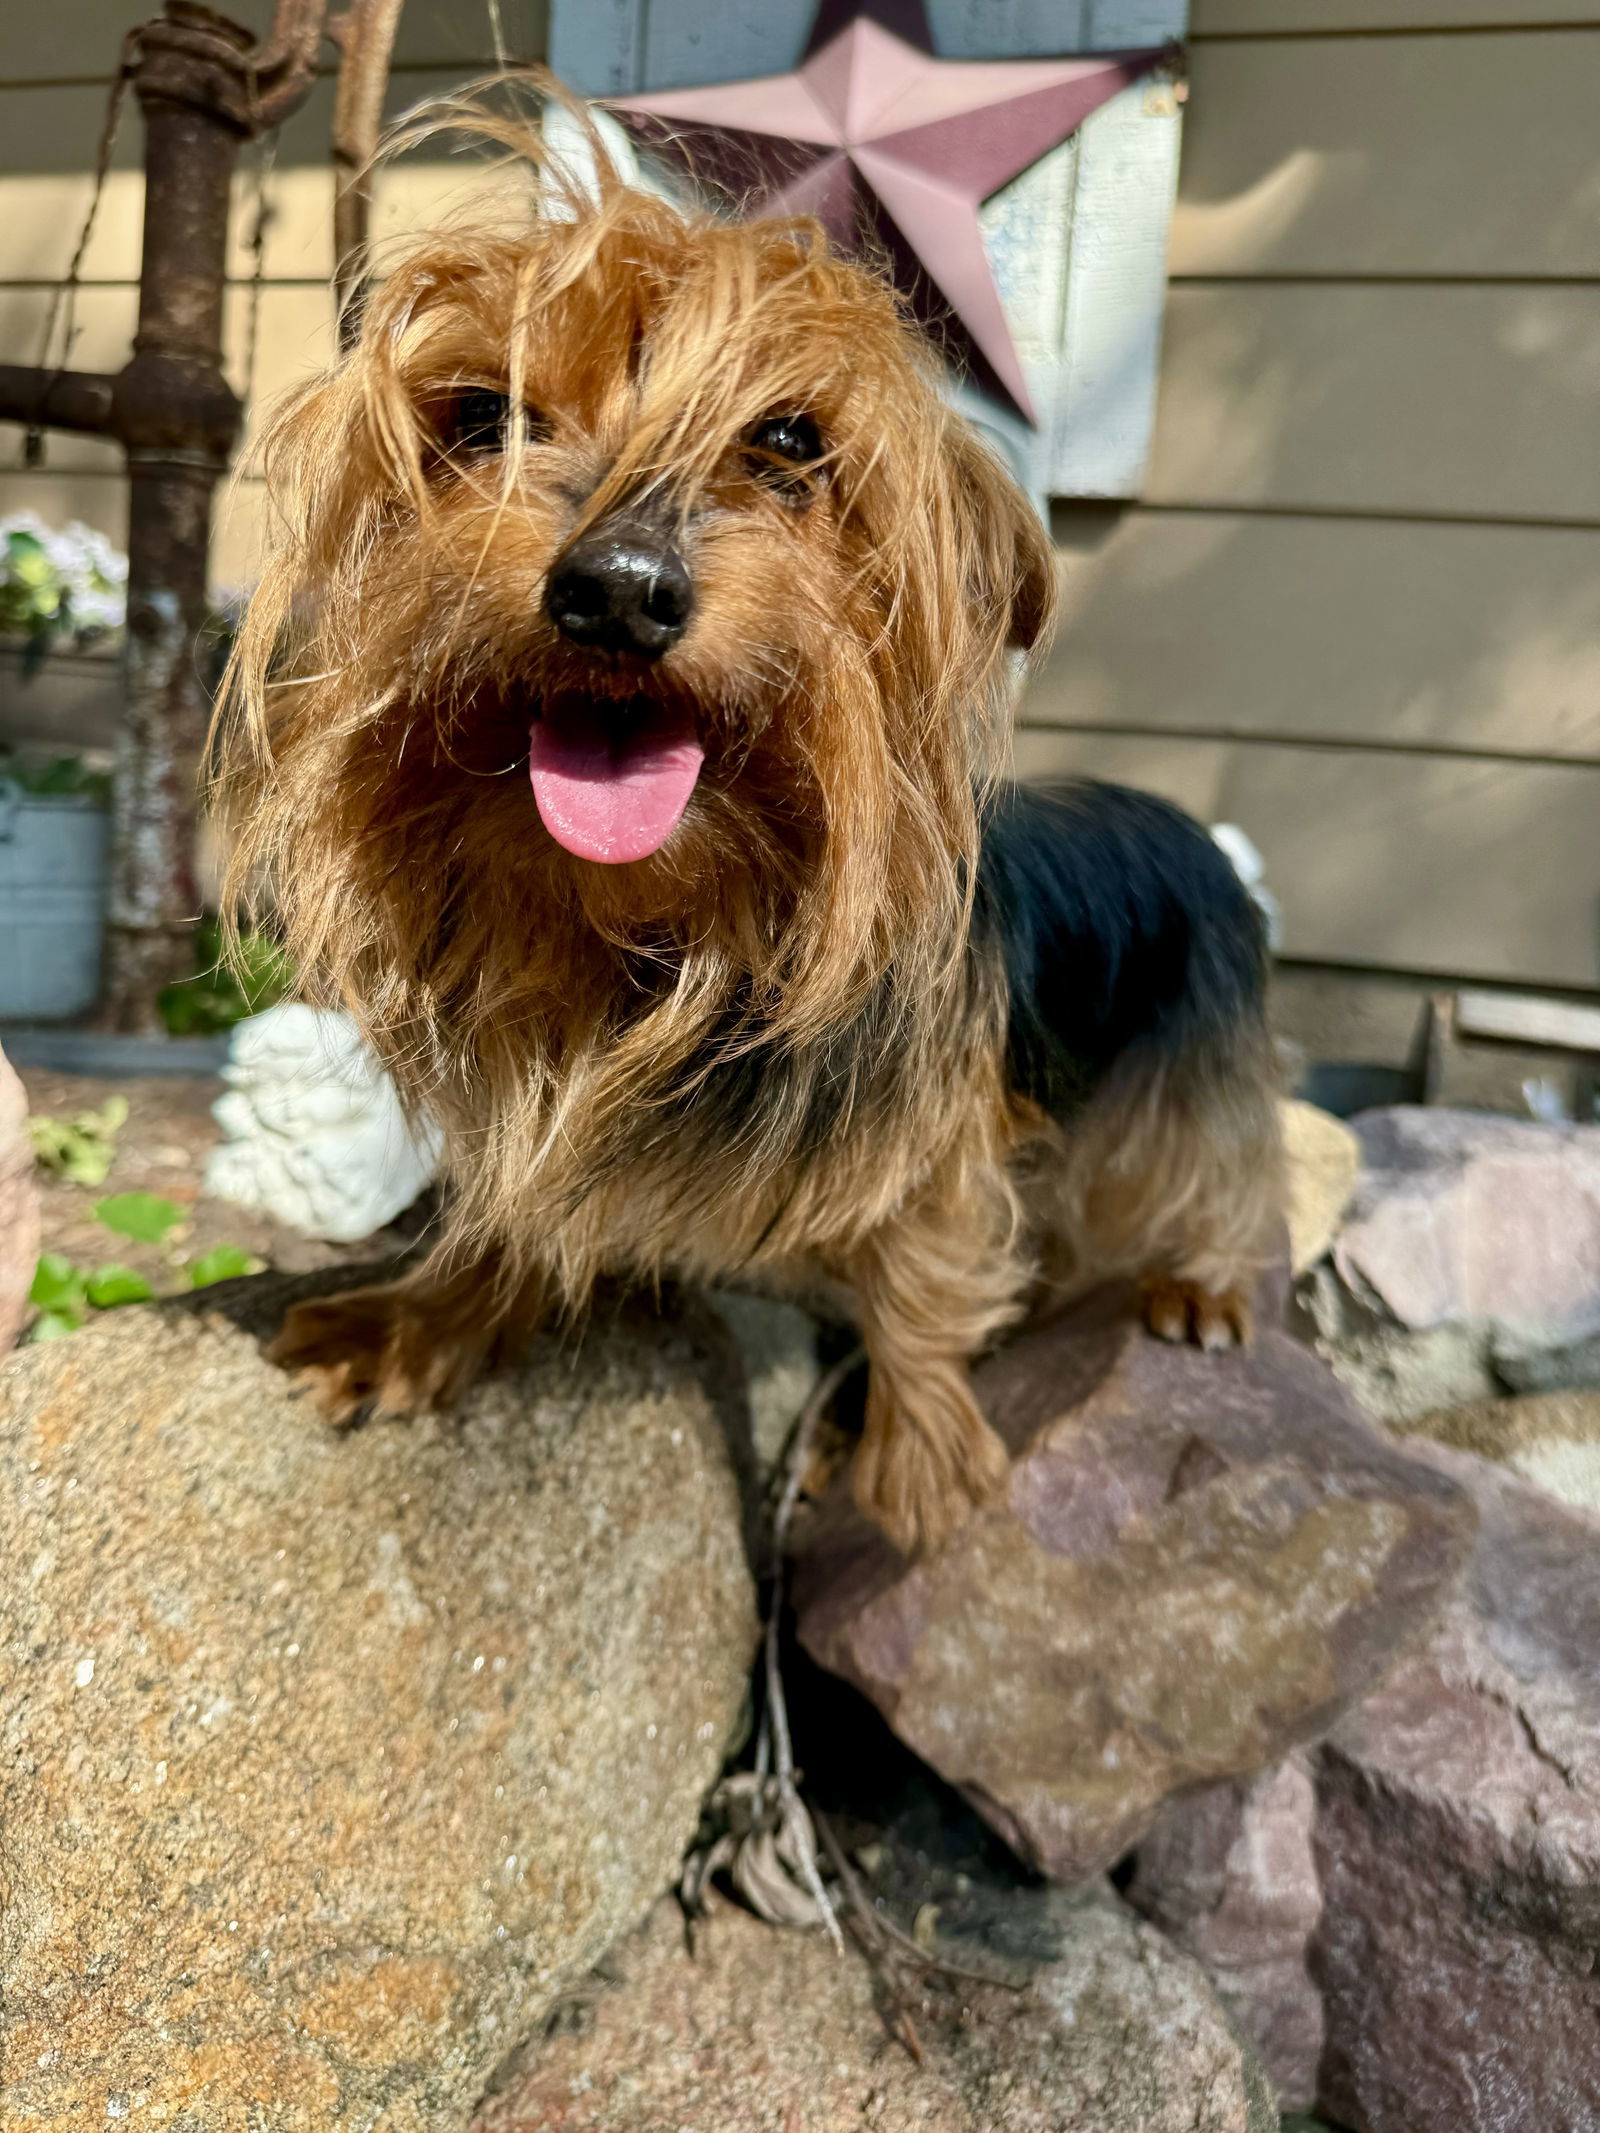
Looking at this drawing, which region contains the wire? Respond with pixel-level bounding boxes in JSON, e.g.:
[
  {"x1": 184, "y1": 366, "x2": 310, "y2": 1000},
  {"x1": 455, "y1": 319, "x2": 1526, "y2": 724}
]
[
  {"x1": 241, "y1": 127, "x2": 281, "y2": 422},
  {"x1": 23, "y1": 29, "x2": 139, "y2": 467}
]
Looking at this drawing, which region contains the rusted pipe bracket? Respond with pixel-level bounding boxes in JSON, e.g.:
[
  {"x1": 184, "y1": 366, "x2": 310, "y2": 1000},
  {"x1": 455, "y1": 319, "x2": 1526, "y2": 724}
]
[{"x1": 136, "y1": 0, "x2": 329, "y2": 135}]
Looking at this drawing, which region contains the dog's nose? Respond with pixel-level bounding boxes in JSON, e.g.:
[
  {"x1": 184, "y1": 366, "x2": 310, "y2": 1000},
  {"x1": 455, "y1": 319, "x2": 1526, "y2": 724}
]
[{"x1": 545, "y1": 525, "x2": 694, "y2": 660}]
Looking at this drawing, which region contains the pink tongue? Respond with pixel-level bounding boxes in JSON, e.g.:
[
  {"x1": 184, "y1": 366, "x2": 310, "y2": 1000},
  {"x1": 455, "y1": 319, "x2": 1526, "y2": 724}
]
[{"x1": 528, "y1": 714, "x2": 704, "y2": 864}]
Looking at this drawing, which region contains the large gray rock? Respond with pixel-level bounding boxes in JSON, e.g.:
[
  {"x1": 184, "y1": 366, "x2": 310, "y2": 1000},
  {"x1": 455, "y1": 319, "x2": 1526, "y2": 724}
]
[
  {"x1": 476, "y1": 1884, "x2": 1277, "y2": 2133},
  {"x1": 1132, "y1": 1445, "x2": 1600, "y2": 2132},
  {"x1": 1308, "y1": 1108, "x2": 1600, "y2": 1419},
  {"x1": 0, "y1": 1041, "x2": 38, "y2": 1350},
  {"x1": 795, "y1": 1287, "x2": 1474, "y2": 1884},
  {"x1": 0, "y1": 1290, "x2": 755, "y2": 2129},
  {"x1": 707, "y1": 1286, "x2": 825, "y2": 1473}
]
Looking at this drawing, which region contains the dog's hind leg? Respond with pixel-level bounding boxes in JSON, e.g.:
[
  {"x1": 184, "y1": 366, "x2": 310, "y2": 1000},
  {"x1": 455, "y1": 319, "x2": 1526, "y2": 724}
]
[
  {"x1": 843, "y1": 1151, "x2": 1025, "y2": 1560},
  {"x1": 1041, "y1": 1030, "x2": 1284, "y2": 1350},
  {"x1": 266, "y1": 1245, "x2": 550, "y2": 1425}
]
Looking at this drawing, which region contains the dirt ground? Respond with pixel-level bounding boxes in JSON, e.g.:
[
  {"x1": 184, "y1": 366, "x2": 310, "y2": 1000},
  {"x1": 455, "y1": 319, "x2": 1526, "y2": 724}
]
[{"x1": 20, "y1": 1069, "x2": 422, "y2": 1306}]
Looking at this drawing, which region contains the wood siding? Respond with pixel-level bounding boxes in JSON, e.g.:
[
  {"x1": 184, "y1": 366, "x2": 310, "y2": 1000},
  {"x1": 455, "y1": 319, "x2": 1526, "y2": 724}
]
[{"x1": 1019, "y1": 2, "x2": 1600, "y2": 990}]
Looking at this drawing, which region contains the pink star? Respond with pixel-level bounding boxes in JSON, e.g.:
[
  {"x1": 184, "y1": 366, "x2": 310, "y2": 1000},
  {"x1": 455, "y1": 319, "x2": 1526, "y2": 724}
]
[{"x1": 605, "y1": 4, "x2": 1159, "y2": 419}]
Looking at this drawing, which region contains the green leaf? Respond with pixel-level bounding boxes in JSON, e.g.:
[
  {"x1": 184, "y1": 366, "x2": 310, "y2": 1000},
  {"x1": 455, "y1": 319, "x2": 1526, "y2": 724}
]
[
  {"x1": 93, "y1": 1191, "x2": 183, "y2": 1244},
  {"x1": 186, "y1": 1244, "x2": 261, "y2": 1289},
  {"x1": 85, "y1": 1264, "x2": 156, "y2": 1309},
  {"x1": 29, "y1": 1310, "x2": 84, "y2": 1342},
  {"x1": 158, "y1": 919, "x2": 296, "y2": 1036},
  {"x1": 26, "y1": 1094, "x2": 127, "y2": 1186},
  {"x1": 29, "y1": 1253, "x2": 87, "y2": 1315},
  {"x1": 95, "y1": 1095, "x2": 130, "y2": 1136}
]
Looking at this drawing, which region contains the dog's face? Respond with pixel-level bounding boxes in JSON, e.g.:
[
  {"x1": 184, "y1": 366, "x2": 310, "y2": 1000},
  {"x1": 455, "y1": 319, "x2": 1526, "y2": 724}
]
[{"x1": 228, "y1": 160, "x2": 1055, "y2": 1050}]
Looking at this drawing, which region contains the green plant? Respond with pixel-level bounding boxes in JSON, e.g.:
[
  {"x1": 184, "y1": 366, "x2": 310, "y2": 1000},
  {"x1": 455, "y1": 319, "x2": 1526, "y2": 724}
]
[
  {"x1": 0, "y1": 747, "x2": 113, "y2": 802},
  {"x1": 85, "y1": 1265, "x2": 157, "y2": 1307},
  {"x1": 27, "y1": 1199, "x2": 262, "y2": 1342},
  {"x1": 93, "y1": 1191, "x2": 184, "y2": 1244},
  {"x1": 27, "y1": 1096, "x2": 128, "y2": 1186},
  {"x1": 28, "y1": 1253, "x2": 91, "y2": 1338},
  {"x1": 158, "y1": 918, "x2": 295, "y2": 1038},
  {"x1": 185, "y1": 1244, "x2": 258, "y2": 1287}
]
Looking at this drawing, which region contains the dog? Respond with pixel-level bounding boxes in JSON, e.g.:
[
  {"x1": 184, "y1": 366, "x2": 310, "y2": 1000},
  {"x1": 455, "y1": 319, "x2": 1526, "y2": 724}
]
[{"x1": 221, "y1": 103, "x2": 1283, "y2": 1559}]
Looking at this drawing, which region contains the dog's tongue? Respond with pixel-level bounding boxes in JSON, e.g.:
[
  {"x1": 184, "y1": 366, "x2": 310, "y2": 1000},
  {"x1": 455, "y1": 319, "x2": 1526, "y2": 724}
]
[{"x1": 528, "y1": 709, "x2": 704, "y2": 864}]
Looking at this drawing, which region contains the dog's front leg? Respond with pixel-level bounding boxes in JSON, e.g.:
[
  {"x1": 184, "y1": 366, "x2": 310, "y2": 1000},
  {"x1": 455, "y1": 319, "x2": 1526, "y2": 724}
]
[
  {"x1": 266, "y1": 1247, "x2": 549, "y2": 1426},
  {"x1": 843, "y1": 1176, "x2": 1023, "y2": 1560}
]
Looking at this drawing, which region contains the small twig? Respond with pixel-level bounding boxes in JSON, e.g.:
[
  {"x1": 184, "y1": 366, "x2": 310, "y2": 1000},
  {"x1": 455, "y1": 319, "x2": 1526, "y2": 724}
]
[
  {"x1": 755, "y1": 1341, "x2": 859, "y2": 1781},
  {"x1": 330, "y1": 0, "x2": 407, "y2": 343},
  {"x1": 239, "y1": 127, "x2": 280, "y2": 415},
  {"x1": 759, "y1": 1343, "x2": 862, "y2": 1953},
  {"x1": 812, "y1": 1808, "x2": 1027, "y2": 1995},
  {"x1": 892, "y1": 2006, "x2": 925, "y2": 2065}
]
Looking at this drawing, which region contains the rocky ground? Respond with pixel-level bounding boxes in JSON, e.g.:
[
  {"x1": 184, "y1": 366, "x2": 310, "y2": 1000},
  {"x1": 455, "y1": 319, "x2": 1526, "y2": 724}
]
[{"x1": 6, "y1": 1043, "x2": 1600, "y2": 2132}]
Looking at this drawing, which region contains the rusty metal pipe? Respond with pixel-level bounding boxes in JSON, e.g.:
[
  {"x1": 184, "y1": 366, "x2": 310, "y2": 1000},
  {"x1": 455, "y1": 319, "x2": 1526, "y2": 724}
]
[
  {"x1": 0, "y1": 366, "x2": 118, "y2": 436},
  {"x1": 2, "y1": 2, "x2": 329, "y2": 1027}
]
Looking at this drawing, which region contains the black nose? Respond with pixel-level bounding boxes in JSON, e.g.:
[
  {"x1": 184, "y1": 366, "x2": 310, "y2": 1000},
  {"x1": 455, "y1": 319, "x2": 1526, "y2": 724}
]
[{"x1": 544, "y1": 522, "x2": 694, "y2": 660}]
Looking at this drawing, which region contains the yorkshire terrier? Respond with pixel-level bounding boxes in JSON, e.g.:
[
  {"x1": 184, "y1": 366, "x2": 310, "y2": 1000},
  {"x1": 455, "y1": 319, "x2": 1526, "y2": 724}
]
[{"x1": 222, "y1": 105, "x2": 1283, "y2": 1559}]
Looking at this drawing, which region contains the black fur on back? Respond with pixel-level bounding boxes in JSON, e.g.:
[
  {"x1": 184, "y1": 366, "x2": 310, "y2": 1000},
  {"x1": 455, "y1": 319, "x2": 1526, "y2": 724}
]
[{"x1": 973, "y1": 779, "x2": 1269, "y2": 1121}]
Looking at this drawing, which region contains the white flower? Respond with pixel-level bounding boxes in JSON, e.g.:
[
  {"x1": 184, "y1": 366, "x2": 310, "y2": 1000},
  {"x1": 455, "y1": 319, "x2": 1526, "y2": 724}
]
[{"x1": 0, "y1": 509, "x2": 129, "y2": 639}]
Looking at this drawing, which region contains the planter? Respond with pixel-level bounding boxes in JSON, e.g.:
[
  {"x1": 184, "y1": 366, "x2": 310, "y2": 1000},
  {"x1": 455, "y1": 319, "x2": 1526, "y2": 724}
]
[
  {"x1": 0, "y1": 1028, "x2": 230, "y2": 1077},
  {"x1": 0, "y1": 783, "x2": 109, "y2": 1020},
  {"x1": 0, "y1": 643, "x2": 122, "y2": 754}
]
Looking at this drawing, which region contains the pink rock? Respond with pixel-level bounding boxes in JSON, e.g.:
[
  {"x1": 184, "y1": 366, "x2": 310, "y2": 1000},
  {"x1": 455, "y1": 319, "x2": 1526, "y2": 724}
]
[
  {"x1": 1336, "y1": 1108, "x2": 1600, "y2": 1346},
  {"x1": 794, "y1": 1287, "x2": 1475, "y2": 1885},
  {"x1": 1131, "y1": 1757, "x2": 1323, "y2": 2111},
  {"x1": 1131, "y1": 1446, "x2": 1600, "y2": 2132},
  {"x1": 0, "y1": 1045, "x2": 37, "y2": 1352}
]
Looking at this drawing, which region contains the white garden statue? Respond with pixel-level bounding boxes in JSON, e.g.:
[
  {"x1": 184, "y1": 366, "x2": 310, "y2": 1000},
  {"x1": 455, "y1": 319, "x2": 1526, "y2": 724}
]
[{"x1": 204, "y1": 1004, "x2": 442, "y2": 1243}]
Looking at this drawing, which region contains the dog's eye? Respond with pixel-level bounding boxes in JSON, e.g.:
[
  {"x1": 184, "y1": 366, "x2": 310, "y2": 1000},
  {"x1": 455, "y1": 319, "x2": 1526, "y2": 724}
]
[
  {"x1": 747, "y1": 413, "x2": 823, "y2": 466},
  {"x1": 449, "y1": 388, "x2": 510, "y2": 454},
  {"x1": 439, "y1": 388, "x2": 548, "y2": 459}
]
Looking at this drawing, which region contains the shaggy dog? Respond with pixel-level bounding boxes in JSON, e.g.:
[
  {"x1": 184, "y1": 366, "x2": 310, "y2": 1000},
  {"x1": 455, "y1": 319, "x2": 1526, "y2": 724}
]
[{"x1": 221, "y1": 107, "x2": 1282, "y2": 1557}]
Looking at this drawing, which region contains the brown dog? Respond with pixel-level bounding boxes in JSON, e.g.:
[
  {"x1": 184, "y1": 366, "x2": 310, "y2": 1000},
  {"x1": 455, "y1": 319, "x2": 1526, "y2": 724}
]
[{"x1": 221, "y1": 105, "x2": 1282, "y2": 1558}]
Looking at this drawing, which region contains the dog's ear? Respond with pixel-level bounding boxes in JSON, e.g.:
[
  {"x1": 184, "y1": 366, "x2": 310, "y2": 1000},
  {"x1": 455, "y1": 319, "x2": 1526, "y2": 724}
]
[{"x1": 950, "y1": 424, "x2": 1058, "y2": 653}]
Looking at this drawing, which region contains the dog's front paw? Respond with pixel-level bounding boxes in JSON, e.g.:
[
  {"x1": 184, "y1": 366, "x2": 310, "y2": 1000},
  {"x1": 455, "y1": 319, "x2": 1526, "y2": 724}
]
[
  {"x1": 1140, "y1": 1276, "x2": 1252, "y2": 1352},
  {"x1": 851, "y1": 1392, "x2": 1009, "y2": 1561},
  {"x1": 267, "y1": 1286, "x2": 487, "y2": 1426}
]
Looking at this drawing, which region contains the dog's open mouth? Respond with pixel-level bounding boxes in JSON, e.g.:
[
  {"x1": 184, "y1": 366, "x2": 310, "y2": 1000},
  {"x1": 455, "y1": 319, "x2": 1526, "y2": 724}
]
[{"x1": 528, "y1": 694, "x2": 704, "y2": 865}]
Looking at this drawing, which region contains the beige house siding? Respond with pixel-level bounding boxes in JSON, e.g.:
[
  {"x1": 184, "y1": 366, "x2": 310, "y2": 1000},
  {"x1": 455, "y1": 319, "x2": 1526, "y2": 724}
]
[
  {"x1": 1021, "y1": 2, "x2": 1600, "y2": 999},
  {"x1": 3, "y1": 2, "x2": 1596, "y2": 1009}
]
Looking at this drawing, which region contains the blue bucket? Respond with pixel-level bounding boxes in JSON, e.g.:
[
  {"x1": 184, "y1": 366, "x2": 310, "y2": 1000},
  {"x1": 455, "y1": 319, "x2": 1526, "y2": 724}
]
[{"x1": 0, "y1": 780, "x2": 109, "y2": 1019}]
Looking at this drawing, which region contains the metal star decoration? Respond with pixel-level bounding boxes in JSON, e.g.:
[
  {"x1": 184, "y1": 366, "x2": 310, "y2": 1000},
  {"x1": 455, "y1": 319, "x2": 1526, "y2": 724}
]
[{"x1": 605, "y1": 1, "x2": 1161, "y2": 419}]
